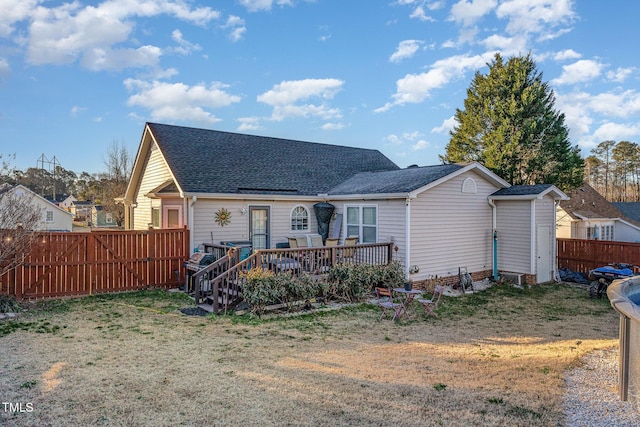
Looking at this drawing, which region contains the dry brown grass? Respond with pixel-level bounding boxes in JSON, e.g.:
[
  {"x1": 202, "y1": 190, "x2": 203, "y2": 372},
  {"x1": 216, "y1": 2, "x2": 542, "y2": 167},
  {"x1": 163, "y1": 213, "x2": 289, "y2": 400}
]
[{"x1": 0, "y1": 284, "x2": 618, "y2": 426}]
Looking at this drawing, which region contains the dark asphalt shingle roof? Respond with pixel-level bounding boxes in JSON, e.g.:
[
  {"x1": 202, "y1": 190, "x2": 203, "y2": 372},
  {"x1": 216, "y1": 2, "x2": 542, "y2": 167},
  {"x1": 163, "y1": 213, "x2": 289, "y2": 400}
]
[
  {"x1": 147, "y1": 123, "x2": 400, "y2": 195},
  {"x1": 327, "y1": 164, "x2": 464, "y2": 195},
  {"x1": 612, "y1": 202, "x2": 640, "y2": 223},
  {"x1": 491, "y1": 184, "x2": 553, "y2": 196}
]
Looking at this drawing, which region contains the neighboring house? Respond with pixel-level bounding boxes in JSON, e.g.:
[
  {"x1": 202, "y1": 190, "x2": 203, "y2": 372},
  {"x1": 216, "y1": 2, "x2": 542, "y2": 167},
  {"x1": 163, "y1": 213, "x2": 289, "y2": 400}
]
[
  {"x1": 557, "y1": 183, "x2": 640, "y2": 242},
  {"x1": 69, "y1": 200, "x2": 93, "y2": 222},
  {"x1": 45, "y1": 194, "x2": 78, "y2": 212},
  {"x1": 612, "y1": 202, "x2": 640, "y2": 243},
  {"x1": 123, "y1": 122, "x2": 568, "y2": 284},
  {"x1": 59, "y1": 195, "x2": 78, "y2": 211},
  {"x1": 1, "y1": 185, "x2": 73, "y2": 231},
  {"x1": 91, "y1": 205, "x2": 118, "y2": 228}
]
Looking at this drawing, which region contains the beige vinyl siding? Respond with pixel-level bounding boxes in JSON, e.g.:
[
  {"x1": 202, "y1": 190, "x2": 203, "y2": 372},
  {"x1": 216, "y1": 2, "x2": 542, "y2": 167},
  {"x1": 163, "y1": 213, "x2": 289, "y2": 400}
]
[
  {"x1": 191, "y1": 199, "x2": 323, "y2": 248},
  {"x1": 408, "y1": 171, "x2": 495, "y2": 281},
  {"x1": 133, "y1": 144, "x2": 174, "y2": 230},
  {"x1": 495, "y1": 200, "x2": 532, "y2": 274},
  {"x1": 556, "y1": 206, "x2": 573, "y2": 239}
]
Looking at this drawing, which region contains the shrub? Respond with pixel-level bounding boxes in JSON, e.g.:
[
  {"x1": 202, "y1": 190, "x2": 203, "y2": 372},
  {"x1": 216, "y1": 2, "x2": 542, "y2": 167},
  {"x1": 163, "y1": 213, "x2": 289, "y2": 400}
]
[
  {"x1": 326, "y1": 261, "x2": 404, "y2": 302},
  {"x1": 241, "y1": 268, "x2": 324, "y2": 315},
  {"x1": 0, "y1": 295, "x2": 22, "y2": 313}
]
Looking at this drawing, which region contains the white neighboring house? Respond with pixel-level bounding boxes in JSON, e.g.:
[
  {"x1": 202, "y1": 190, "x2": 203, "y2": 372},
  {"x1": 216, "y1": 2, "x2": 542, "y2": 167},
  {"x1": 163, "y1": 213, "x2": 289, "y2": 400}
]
[{"x1": 1, "y1": 185, "x2": 73, "y2": 231}]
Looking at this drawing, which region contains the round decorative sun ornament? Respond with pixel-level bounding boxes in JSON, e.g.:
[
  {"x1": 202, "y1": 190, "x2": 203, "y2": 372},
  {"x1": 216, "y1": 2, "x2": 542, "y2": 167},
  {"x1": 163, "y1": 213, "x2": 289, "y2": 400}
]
[{"x1": 215, "y1": 208, "x2": 231, "y2": 227}]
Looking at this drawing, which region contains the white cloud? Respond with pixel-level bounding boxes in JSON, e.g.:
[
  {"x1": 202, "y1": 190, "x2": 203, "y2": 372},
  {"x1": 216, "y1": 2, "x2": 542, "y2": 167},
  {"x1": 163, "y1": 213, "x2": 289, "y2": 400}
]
[
  {"x1": 552, "y1": 59, "x2": 603, "y2": 85},
  {"x1": 322, "y1": 122, "x2": 345, "y2": 130},
  {"x1": 24, "y1": 0, "x2": 219, "y2": 70},
  {"x1": 237, "y1": 117, "x2": 263, "y2": 132},
  {"x1": 480, "y1": 33, "x2": 527, "y2": 54},
  {"x1": 410, "y1": 6, "x2": 436, "y2": 22},
  {"x1": 385, "y1": 134, "x2": 403, "y2": 145},
  {"x1": 0, "y1": 0, "x2": 39, "y2": 38},
  {"x1": 171, "y1": 29, "x2": 201, "y2": 55},
  {"x1": 607, "y1": 67, "x2": 636, "y2": 83},
  {"x1": 70, "y1": 105, "x2": 86, "y2": 117},
  {"x1": 449, "y1": 0, "x2": 497, "y2": 27},
  {"x1": 432, "y1": 116, "x2": 457, "y2": 134},
  {"x1": 376, "y1": 52, "x2": 493, "y2": 112},
  {"x1": 257, "y1": 78, "x2": 344, "y2": 121},
  {"x1": 124, "y1": 79, "x2": 241, "y2": 124},
  {"x1": 223, "y1": 15, "x2": 246, "y2": 42},
  {"x1": 238, "y1": 0, "x2": 293, "y2": 12},
  {"x1": 592, "y1": 122, "x2": 640, "y2": 143},
  {"x1": 496, "y1": 0, "x2": 575, "y2": 36},
  {"x1": 556, "y1": 89, "x2": 640, "y2": 152},
  {"x1": 390, "y1": 40, "x2": 423, "y2": 63},
  {"x1": 554, "y1": 49, "x2": 581, "y2": 61},
  {"x1": 0, "y1": 57, "x2": 10, "y2": 82},
  {"x1": 81, "y1": 45, "x2": 163, "y2": 71},
  {"x1": 412, "y1": 139, "x2": 431, "y2": 150}
]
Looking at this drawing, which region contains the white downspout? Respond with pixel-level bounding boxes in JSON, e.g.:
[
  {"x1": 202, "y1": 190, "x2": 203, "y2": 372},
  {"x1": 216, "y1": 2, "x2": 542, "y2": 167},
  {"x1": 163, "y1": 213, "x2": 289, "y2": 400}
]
[{"x1": 405, "y1": 198, "x2": 411, "y2": 279}]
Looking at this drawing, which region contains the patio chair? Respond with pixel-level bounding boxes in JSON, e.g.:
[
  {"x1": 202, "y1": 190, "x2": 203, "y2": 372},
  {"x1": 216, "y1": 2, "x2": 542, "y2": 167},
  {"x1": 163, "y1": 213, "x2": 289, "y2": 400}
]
[
  {"x1": 339, "y1": 235, "x2": 359, "y2": 264},
  {"x1": 417, "y1": 285, "x2": 444, "y2": 318},
  {"x1": 375, "y1": 287, "x2": 407, "y2": 321}
]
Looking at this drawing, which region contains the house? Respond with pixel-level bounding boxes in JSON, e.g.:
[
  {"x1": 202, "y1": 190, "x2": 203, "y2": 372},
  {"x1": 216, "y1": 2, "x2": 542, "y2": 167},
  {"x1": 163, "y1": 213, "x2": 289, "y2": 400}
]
[
  {"x1": 557, "y1": 183, "x2": 640, "y2": 242},
  {"x1": 91, "y1": 205, "x2": 118, "y2": 228},
  {"x1": 0, "y1": 185, "x2": 73, "y2": 231},
  {"x1": 69, "y1": 200, "x2": 93, "y2": 222},
  {"x1": 45, "y1": 194, "x2": 77, "y2": 211},
  {"x1": 123, "y1": 122, "x2": 568, "y2": 284}
]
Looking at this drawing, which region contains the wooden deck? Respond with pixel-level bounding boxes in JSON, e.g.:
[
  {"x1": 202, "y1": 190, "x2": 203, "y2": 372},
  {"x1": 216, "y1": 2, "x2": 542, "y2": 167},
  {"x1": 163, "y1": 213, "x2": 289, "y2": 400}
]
[{"x1": 189, "y1": 242, "x2": 395, "y2": 313}]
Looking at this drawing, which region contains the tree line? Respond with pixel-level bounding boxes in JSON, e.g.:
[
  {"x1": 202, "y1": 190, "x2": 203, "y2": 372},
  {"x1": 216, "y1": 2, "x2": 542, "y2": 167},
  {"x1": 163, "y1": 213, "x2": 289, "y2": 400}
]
[{"x1": 585, "y1": 140, "x2": 640, "y2": 202}]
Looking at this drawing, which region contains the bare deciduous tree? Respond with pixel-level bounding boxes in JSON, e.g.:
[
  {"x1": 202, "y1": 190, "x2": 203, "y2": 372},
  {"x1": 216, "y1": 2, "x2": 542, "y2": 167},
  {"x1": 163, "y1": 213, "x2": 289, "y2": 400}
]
[{"x1": 0, "y1": 156, "x2": 44, "y2": 279}]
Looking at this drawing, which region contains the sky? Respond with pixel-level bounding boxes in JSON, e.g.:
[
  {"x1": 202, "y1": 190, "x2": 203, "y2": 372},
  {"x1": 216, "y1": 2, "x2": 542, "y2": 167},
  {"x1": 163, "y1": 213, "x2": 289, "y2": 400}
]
[{"x1": 1, "y1": 0, "x2": 639, "y2": 176}]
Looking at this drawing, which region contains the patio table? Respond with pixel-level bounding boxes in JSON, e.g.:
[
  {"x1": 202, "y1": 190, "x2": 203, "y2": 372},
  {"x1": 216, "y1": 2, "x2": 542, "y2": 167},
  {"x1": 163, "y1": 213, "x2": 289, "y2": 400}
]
[{"x1": 393, "y1": 288, "x2": 423, "y2": 317}]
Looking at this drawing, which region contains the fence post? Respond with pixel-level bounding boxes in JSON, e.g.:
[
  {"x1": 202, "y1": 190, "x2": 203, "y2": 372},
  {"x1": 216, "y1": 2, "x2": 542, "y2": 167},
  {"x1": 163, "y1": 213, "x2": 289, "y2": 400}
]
[
  {"x1": 147, "y1": 225, "x2": 155, "y2": 287},
  {"x1": 86, "y1": 232, "x2": 94, "y2": 295}
]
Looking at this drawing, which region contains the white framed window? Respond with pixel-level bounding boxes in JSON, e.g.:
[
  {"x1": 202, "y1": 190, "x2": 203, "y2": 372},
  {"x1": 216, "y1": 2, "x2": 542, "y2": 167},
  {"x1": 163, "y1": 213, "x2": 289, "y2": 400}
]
[
  {"x1": 345, "y1": 205, "x2": 377, "y2": 243},
  {"x1": 290, "y1": 205, "x2": 309, "y2": 231},
  {"x1": 45, "y1": 210, "x2": 54, "y2": 223}
]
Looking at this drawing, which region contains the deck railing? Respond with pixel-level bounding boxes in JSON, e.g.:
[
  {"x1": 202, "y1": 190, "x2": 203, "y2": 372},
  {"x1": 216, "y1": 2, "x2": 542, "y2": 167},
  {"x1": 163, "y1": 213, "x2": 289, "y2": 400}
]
[{"x1": 191, "y1": 241, "x2": 394, "y2": 313}]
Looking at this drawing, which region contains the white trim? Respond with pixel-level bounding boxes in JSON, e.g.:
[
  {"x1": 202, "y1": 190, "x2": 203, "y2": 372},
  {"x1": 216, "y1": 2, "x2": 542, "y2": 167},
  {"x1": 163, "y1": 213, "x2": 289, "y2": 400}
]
[
  {"x1": 408, "y1": 162, "x2": 510, "y2": 198},
  {"x1": 289, "y1": 205, "x2": 310, "y2": 232},
  {"x1": 343, "y1": 203, "x2": 378, "y2": 243}
]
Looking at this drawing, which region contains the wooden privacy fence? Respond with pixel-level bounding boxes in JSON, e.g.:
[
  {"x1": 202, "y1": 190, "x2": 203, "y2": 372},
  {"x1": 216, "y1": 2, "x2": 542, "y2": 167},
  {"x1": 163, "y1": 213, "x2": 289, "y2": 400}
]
[
  {"x1": 557, "y1": 238, "x2": 640, "y2": 273},
  {"x1": 1, "y1": 228, "x2": 189, "y2": 300}
]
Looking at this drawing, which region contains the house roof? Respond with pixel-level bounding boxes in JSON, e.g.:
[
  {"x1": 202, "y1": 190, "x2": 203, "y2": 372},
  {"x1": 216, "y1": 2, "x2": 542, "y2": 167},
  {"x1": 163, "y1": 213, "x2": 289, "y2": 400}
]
[
  {"x1": 560, "y1": 183, "x2": 640, "y2": 227},
  {"x1": 490, "y1": 184, "x2": 569, "y2": 200},
  {"x1": 612, "y1": 202, "x2": 640, "y2": 223},
  {"x1": 327, "y1": 164, "x2": 464, "y2": 195},
  {"x1": 145, "y1": 122, "x2": 399, "y2": 196},
  {"x1": 8, "y1": 185, "x2": 73, "y2": 217}
]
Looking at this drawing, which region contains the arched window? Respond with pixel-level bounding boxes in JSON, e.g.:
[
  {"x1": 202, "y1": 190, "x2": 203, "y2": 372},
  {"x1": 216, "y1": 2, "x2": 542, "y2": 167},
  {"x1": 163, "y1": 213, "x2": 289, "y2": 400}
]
[
  {"x1": 462, "y1": 177, "x2": 477, "y2": 194},
  {"x1": 290, "y1": 205, "x2": 309, "y2": 231}
]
